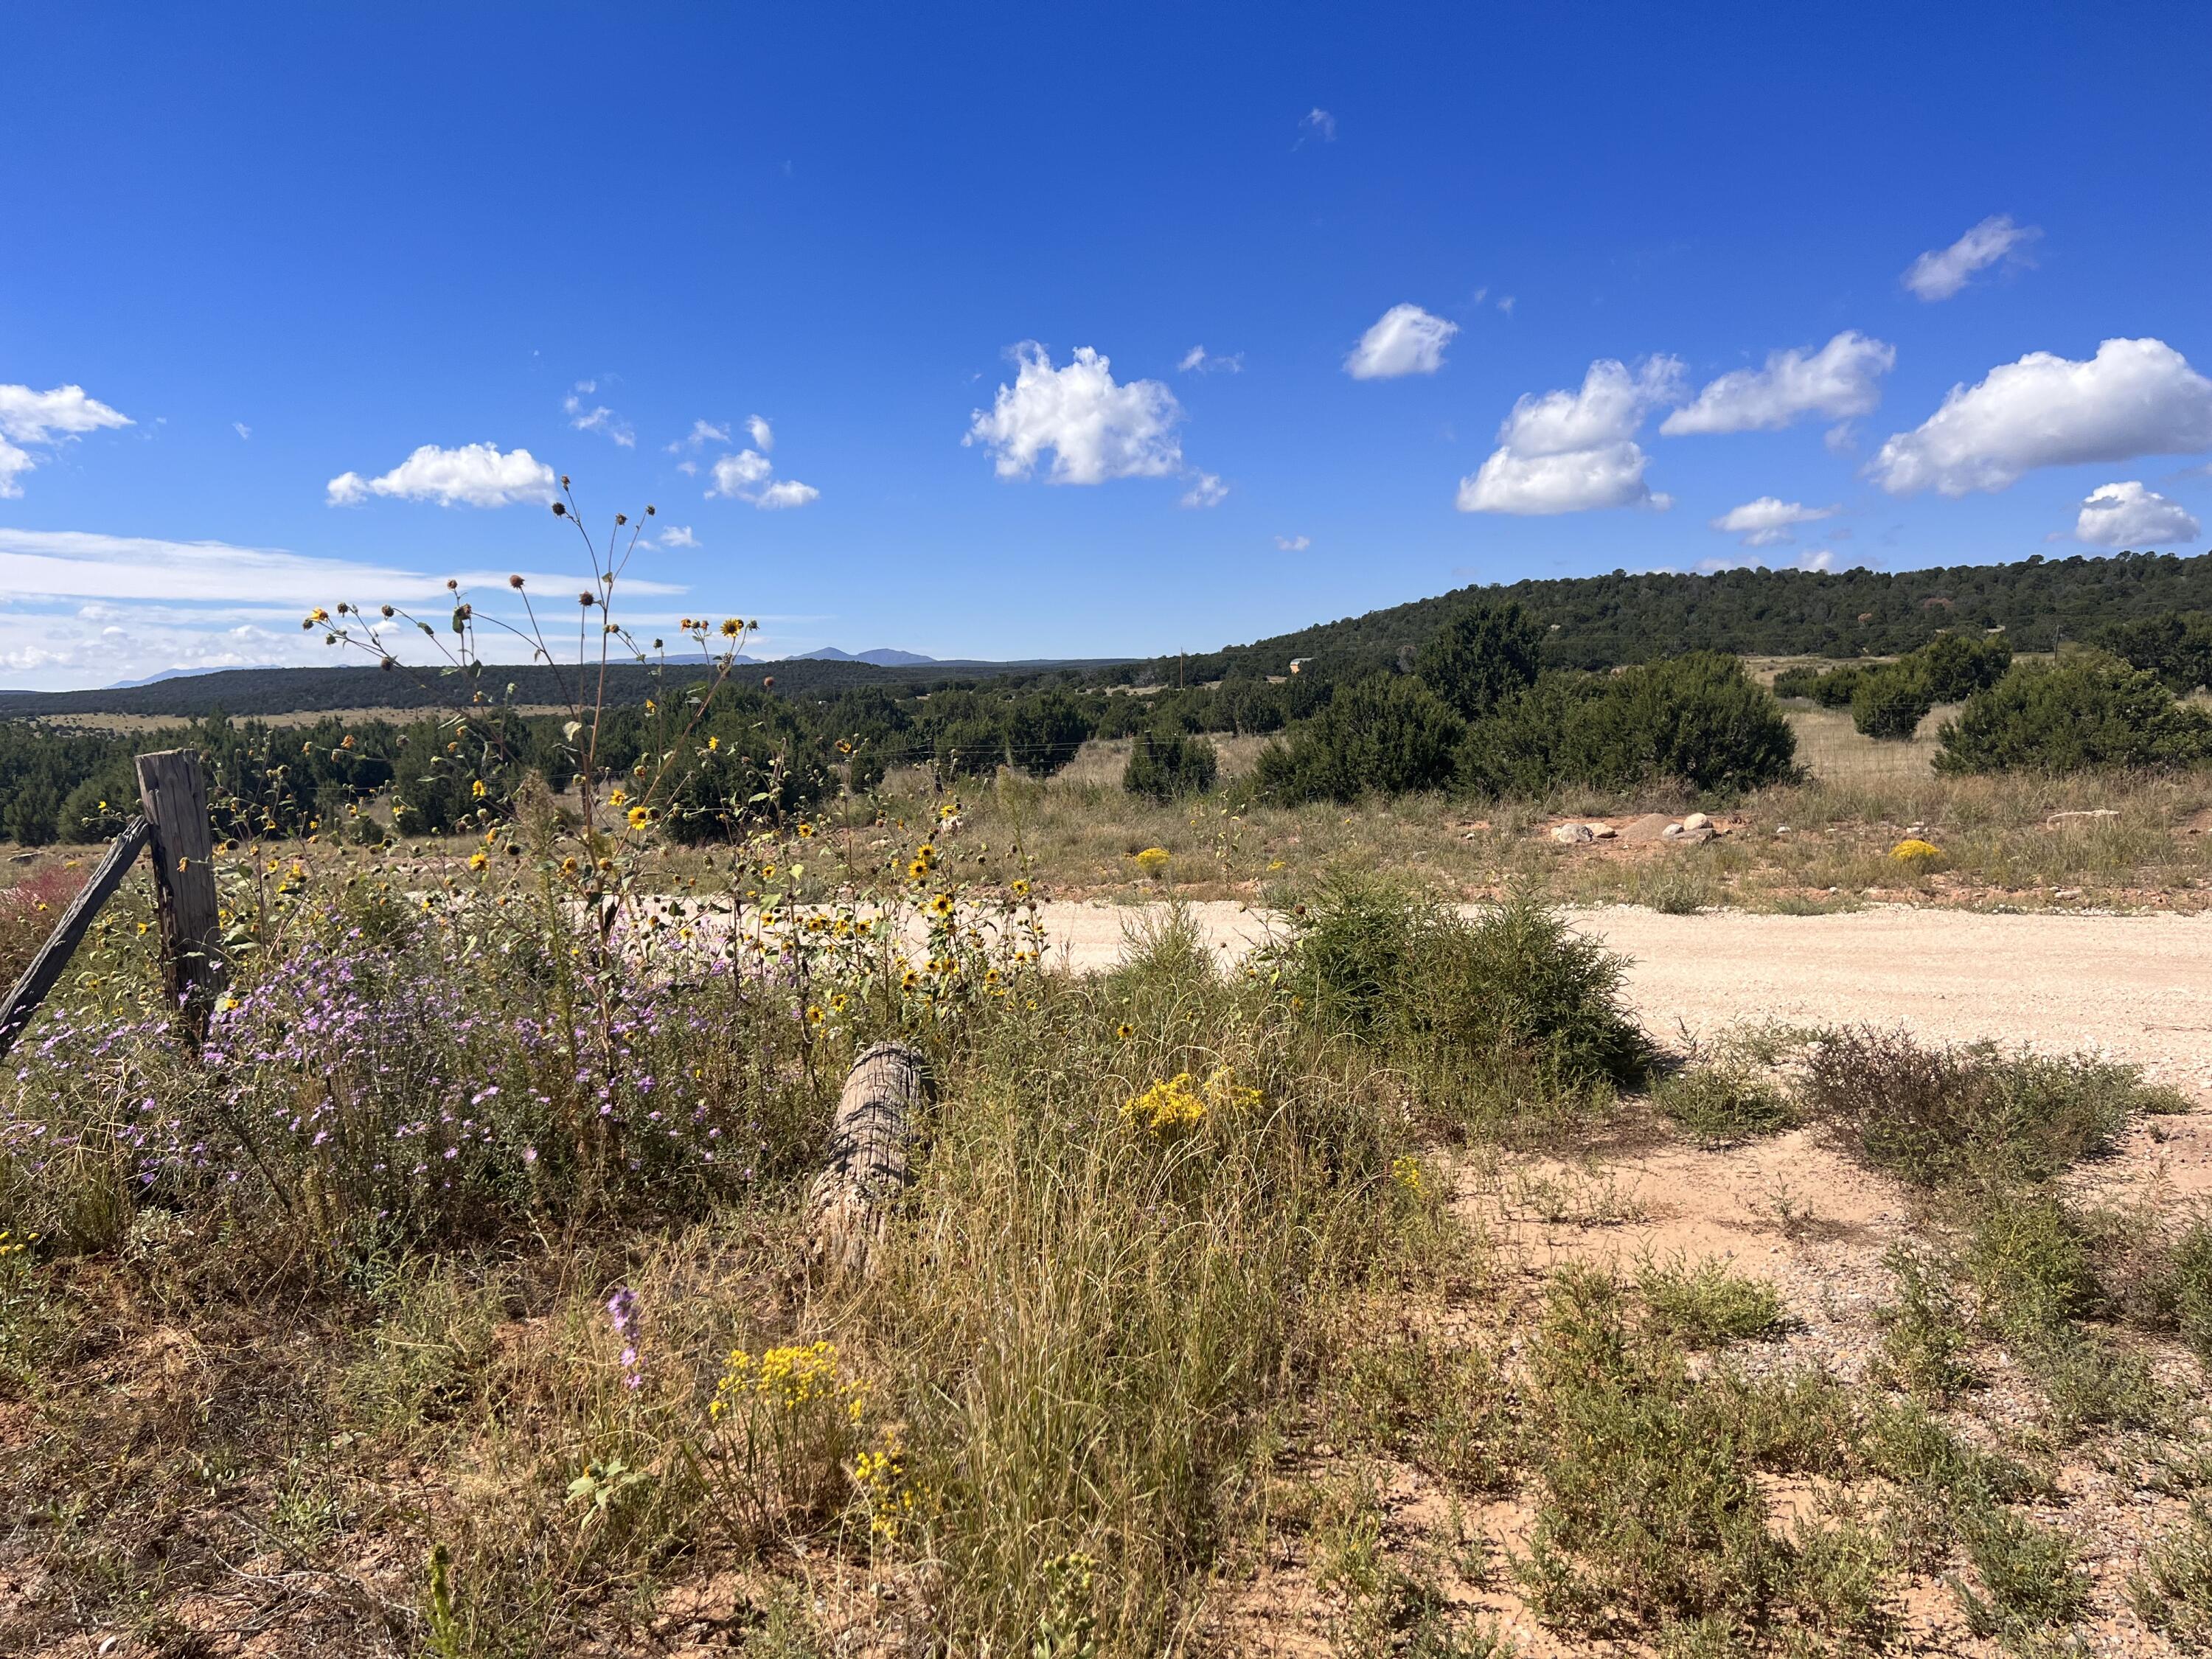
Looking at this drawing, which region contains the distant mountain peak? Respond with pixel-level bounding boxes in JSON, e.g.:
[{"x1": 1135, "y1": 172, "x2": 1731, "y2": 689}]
[{"x1": 793, "y1": 647, "x2": 936, "y2": 667}]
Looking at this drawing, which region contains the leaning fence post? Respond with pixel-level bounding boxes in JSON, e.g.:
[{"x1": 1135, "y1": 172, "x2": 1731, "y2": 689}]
[
  {"x1": 0, "y1": 817, "x2": 153, "y2": 1062},
  {"x1": 134, "y1": 749, "x2": 225, "y2": 1032}
]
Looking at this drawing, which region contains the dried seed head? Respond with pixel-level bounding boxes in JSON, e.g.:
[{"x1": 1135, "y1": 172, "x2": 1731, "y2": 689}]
[
  {"x1": 645, "y1": 504, "x2": 655, "y2": 515},
  {"x1": 380, "y1": 604, "x2": 394, "y2": 618},
  {"x1": 509, "y1": 574, "x2": 524, "y2": 589},
  {"x1": 579, "y1": 592, "x2": 596, "y2": 606},
  {"x1": 615, "y1": 512, "x2": 627, "y2": 526},
  {"x1": 552, "y1": 501, "x2": 567, "y2": 517},
  {"x1": 445, "y1": 577, "x2": 458, "y2": 591}
]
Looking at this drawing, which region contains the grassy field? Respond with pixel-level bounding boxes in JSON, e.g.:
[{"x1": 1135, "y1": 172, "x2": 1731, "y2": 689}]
[
  {"x1": 877, "y1": 709, "x2": 2212, "y2": 917},
  {"x1": 1, "y1": 840, "x2": 2208, "y2": 1656}
]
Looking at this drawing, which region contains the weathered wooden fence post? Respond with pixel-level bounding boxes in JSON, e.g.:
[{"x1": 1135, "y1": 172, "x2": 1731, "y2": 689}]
[
  {"x1": 806, "y1": 1042, "x2": 928, "y2": 1277},
  {"x1": 133, "y1": 749, "x2": 225, "y2": 1032}
]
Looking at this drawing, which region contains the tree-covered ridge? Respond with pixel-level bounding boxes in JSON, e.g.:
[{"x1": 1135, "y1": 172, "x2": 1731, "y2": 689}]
[
  {"x1": 1112, "y1": 550, "x2": 2212, "y2": 683},
  {"x1": 0, "y1": 655, "x2": 1127, "y2": 722}
]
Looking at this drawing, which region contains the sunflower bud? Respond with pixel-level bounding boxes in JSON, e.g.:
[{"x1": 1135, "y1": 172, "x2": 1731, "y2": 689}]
[
  {"x1": 615, "y1": 512, "x2": 627, "y2": 526},
  {"x1": 645, "y1": 504, "x2": 655, "y2": 515},
  {"x1": 552, "y1": 502, "x2": 567, "y2": 517},
  {"x1": 380, "y1": 604, "x2": 394, "y2": 618}
]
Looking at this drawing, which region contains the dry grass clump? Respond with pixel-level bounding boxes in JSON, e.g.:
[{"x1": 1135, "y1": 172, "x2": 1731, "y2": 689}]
[{"x1": 1798, "y1": 1026, "x2": 2182, "y2": 1189}]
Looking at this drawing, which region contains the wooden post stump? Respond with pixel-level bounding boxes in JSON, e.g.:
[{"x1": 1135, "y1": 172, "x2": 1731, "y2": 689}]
[
  {"x1": 134, "y1": 750, "x2": 225, "y2": 1033},
  {"x1": 806, "y1": 1042, "x2": 928, "y2": 1277}
]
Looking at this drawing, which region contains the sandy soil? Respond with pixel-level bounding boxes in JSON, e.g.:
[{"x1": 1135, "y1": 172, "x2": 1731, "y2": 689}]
[{"x1": 1031, "y1": 899, "x2": 2212, "y2": 1095}]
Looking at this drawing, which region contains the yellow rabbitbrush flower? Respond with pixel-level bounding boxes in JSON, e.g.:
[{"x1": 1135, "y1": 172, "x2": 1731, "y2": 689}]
[
  {"x1": 1390, "y1": 1155, "x2": 1425, "y2": 1197},
  {"x1": 1121, "y1": 1067, "x2": 1259, "y2": 1137},
  {"x1": 700, "y1": 1340, "x2": 874, "y2": 1549},
  {"x1": 1890, "y1": 838, "x2": 1944, "y2": 866},
  {"x1": 1133, "y1": 846, "x2": 1170, "y2": 876}
]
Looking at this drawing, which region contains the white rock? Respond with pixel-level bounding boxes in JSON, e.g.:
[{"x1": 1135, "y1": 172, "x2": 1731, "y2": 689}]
[
  {"x1": 1589, "y1": 824, "x2": 1618, "y2": 839},
  {"x1": 1683, "y1": 812, "x2": 1711, "y2": 831},
  {"x1": 1551, "y1": 822, "x2": 1596, "y2": 845}
]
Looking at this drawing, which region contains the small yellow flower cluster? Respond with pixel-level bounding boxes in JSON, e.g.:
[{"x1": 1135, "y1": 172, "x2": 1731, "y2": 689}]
[
  {"x1": 1390, "y1": 1155, "x2": 1425, "y2": 1197},
  {"x1": 709, "y1": 1340, "x2": 867, "y2": 1426},
  {"x1": 1133, "y1": 846, "x2": 1171, "y2": 875},
  {"x1": 0, "y1": 1228, "x2": 35, "y2": 1259},
  {"x1": 1121, "y1": 1067, "x2": 1258, "y2": 1136},
  {"x1": 852, "y1": 1434, "x2": 918, "y2": 1540},
  {"x1": 1889, "y1": 838, "x2": 1944, "y2": 866}
]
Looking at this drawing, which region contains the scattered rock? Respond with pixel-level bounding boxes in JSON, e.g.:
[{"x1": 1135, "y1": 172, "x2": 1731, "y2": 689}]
[
  {"x1": 1551, "y1": 822, "x2": 1596, "y2": 845},
  {"x1": 1775, "y1": 824, "x2": 1792, "y2": 836},
  {"x1": 1589, "y1": 823, "x2": 1618, "y2": 840},
  {"x1": 1620, "y1": 813, "x2": 1677, "y2": 844},
  {"x1": 1683, "y1": 812, "x2": 1711, "y2": 832},
  {"x1": 6, "y1": 851, "x2": 37, "y2": 864},
  {"x1": 1663, "y1": 824, "x2": 1717, "y2": 845},
  {"x1": 2047, "y1": 809, "x2": 2120, "y2": 824}
]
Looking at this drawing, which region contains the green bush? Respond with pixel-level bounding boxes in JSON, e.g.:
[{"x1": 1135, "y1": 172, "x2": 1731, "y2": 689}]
[
  {"x1": 1276, "y1": 877, "x2": 1646, "y2": 1087},
  {"x1": 1415, "y1": 600, "x2": 1543, "y2": 720},
  {"x1": 2096, "y1": 610, "x2": 2212, "y2": 693},
  {"x1": 1935, "y1": 653, "x2": 2212, "y2": 773},
  {"x1": 1461, "y1": 653, "x2": 1796, "y2": 799},
  {"x1": 1915, "y1": 631, "x2": 2013, "y2": 702},
  {"x1": 1769, "y1": 665, "x2": 1823, "y2": 700},
  {"x1": 1809, "y1": 664, "x2": 1864, "y2": 708},
  {"x1": 1848, "y1": 661, "x2": 1934, "y2": 740},
  {"x1": 1121, "y1": 725, "x2": 1217, "y2": 801},
  {"x1": 1253, "y1": 675, "x2": 1464, "y2": 803}
]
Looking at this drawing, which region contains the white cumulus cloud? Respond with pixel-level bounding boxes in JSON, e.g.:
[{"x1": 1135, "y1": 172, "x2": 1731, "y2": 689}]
[
  {"x1": 658, "y1": 524, "x2": 700, "y2": 549},
  {"x1": 704, "y1": 441, "x2": 816, "y2": 510},
  {"x1": 2074, "y1": 481, "x2": 2202, "y2": 549},
  {"x1": 1344, "y1": 304, "x2": 1458, "y2": 380},
  {"x1": 1868, "y1": 337, "x2": 2212, "y2": 496},
  {"x1": 326, "y1": 442, "x2": 557, "y2": 508},
  {"x1": 1180, "y1": 472, "x2": 1228, "y2": 508},
  {"x1": 0, "y1": 382, "x2": 133, "y2": 498},
  {"x1": 752, "y1": 479, "x2": 818, "y2": 509},
  {"x1": 1301, "y1": 108, "x2": 1336, "y2": 142},
  {"x1": 1275, "y1": 535, "x2": 1311, "y2": 552},
  {"x1": 1660, "y1": 332, "x2": 1895, "y2": 436},
  {"x1": 1458, "y1": 357, "x2": 1683, "y2": 515},
  {"x1": 707, "y1": 451, "x2": 773, "y2": 496},
  {"x1": 1710, "y1": 497, "x2": 1840, "y2": 547},
  {"x1": 1902, "y1": 214, "x2": 2039, "y2": 302},
  {"x1": 964, "y1": 343, "x2": 1184, "y2": 484},
  {"x1": 746, "y1": 414, "x2": 773, "y2": 451}
]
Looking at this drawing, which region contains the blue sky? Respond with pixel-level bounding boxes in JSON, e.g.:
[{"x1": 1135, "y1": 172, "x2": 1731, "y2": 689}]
[{"x1": 5, "y1": 1, "x2": 2211, "y2": 689}]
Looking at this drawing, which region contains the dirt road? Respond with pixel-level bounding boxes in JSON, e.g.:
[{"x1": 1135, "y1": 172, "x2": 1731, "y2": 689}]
[{"x1": 1033, "y1": 900, "x2": 2212, "y2": 1093}]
